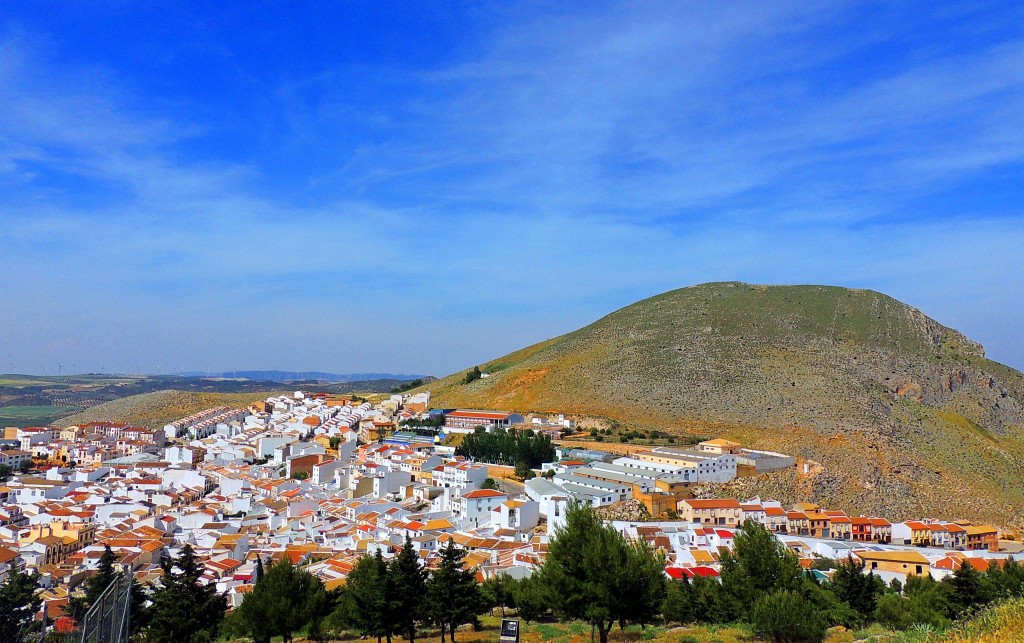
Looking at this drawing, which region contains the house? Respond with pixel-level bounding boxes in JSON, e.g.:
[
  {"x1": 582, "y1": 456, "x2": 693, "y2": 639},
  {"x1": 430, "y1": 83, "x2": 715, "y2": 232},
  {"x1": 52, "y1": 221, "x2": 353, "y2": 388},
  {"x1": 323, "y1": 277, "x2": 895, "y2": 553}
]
[
  {"x1": 855, "y1": 550, "x2": 930, "y2": 578},
  {"x1": 826, "y1": 512, "x2": 852, "y2": 540},
  {"x1": 763, "y1": 506, "x2": 788, "y2": 533},
  {"x1": 696, "y1": 439, "x2": 742, "y2": 455},
  {"x1": 892, "y1": 521, "x2": 931, "y2": 547},
  {"x1": 740, "y1": 503, "x2": 766, "y2": 525},
  {"x1": 804, "y1": 512, "x2": 831, "y2": 538},
  {"x1": 459, "y1": 489, "x2": 508, "y2": 529},
  {"x1": 962, "y1": 525, "x2": 999, "y2": 552},
  {"x1": 0, "y1": 449, "x2": 33, "y2": 470},
  {"x1": 851, "y1": 517, "x2": 872, "y2": 542},
  {"x1": 869, "y1": 518, "x2": 892, "y2": 544},
  {"x1": 678, "y1": 499, "x2": 742, "y2": 527},
  {"x1": 443, "y1": 410, "x2": 525, "y2": 434},
  {"x1": 498, "y1": 499, "x2": 540, "y2": 533}
]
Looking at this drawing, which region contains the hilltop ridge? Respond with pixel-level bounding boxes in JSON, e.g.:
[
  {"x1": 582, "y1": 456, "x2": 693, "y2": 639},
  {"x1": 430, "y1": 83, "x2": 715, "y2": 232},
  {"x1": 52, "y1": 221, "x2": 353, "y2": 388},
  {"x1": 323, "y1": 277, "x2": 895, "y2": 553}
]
[{"x1": 422, "y1": 282, "x2": 1024, "y2": 528}]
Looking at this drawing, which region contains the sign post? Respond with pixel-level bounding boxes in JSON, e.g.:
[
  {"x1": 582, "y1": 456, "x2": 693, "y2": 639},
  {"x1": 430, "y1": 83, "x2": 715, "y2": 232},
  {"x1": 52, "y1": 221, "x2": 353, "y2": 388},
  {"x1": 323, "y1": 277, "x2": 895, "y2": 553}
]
[{"x1": 499, "y1": 618, "x2": 520, "y2": 643}]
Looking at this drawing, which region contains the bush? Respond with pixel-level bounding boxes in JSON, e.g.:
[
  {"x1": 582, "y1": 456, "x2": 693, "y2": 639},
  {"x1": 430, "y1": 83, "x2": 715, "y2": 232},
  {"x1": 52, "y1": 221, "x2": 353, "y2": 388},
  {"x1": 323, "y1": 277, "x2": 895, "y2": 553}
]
[{"x1": 751, "y1": 589, "x2": 828, "y2": 643}]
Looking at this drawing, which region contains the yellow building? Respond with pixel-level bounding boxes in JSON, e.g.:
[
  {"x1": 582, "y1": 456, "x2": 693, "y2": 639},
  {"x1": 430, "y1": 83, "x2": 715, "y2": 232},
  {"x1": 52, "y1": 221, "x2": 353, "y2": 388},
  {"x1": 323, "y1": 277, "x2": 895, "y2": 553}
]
[{"x1": 855, "y1": 550, "x2": 930, "y2": 576}]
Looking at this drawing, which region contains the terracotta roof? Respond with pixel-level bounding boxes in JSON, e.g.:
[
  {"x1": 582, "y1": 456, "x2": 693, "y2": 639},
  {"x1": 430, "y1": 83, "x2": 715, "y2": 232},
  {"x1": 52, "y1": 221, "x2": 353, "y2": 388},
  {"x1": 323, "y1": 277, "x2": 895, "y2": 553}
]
[
  {"x1": 683, "y1": 498, "x2": 741, "y2": 509},
  {"x1": 462, "y1": 489, "x2": 506, "y2": 499}
]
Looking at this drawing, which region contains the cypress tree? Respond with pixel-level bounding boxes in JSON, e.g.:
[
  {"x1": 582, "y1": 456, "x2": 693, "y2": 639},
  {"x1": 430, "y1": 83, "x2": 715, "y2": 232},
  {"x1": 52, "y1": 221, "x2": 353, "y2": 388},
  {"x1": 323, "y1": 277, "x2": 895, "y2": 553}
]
[
  {"x1": 390, "y1": 535, "x2": 427, "y2": 643},
  {"x1": 144, "y1": 544, "x2": 227, "y2": 643},
  {"x1": 425, "y1": 540, "x2": 484, "y2": 643},
  {"x1": 342, "y1": 550, "x2": 392, "y2": 643}
]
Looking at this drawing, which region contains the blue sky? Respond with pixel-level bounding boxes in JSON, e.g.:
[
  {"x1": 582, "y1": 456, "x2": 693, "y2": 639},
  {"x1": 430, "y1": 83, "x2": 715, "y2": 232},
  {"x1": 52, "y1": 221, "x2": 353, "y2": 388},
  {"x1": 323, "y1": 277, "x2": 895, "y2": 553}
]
[{"x1": 2, "y1": 2, "x2": 1023, "y2": 376}]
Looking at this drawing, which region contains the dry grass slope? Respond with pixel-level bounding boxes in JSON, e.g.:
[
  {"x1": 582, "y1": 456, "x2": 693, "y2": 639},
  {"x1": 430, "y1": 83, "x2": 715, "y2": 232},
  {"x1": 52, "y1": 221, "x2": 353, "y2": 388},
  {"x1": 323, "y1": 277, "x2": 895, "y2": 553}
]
[
  {"x1": 55, "y1": 390, "x2": 281, "y2": 430},
  {"x1": 421, "y1": 282, "x2": 1024, "y2": 529},
  {"x1": 935, "y1": 597, "x2": 1024, "y2": 642}
]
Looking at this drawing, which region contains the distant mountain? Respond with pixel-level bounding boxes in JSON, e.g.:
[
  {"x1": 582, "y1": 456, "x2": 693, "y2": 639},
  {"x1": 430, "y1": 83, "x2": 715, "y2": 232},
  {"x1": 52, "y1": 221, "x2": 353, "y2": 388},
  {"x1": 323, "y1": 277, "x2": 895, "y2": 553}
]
[
  {"x1": 421, "y1": 282, "x2": 1024, "y2": 529},
  {"x1": 181, "y1": 370, "x2": 427, "y2": 382}
]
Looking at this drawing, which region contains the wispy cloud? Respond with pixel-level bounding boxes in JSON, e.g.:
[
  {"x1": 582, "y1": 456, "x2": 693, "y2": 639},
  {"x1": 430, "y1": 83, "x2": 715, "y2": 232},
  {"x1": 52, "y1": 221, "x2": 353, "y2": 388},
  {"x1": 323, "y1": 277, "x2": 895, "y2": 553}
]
[{"x1": 1, "y1": 3, "x2": 1023, "y2": 375}]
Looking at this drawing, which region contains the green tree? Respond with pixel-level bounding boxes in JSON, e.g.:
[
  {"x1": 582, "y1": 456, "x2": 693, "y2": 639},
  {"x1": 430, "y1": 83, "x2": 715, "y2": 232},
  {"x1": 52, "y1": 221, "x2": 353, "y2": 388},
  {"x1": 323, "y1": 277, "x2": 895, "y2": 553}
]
[
  {"x1": 144, "y1": 544, "x2": 227, "y2": 643},
  {"x1": 990, "y1": 558, "x2": 1024, "y2": 598},
  {"x1": 0, "y1": 464, "x2": 12, "y2": 481},
  {"x1": 875, "y1": 575, "x2": 950, "y2": 630},
  {"x1": 688, "y1": 574, "x2": 738, "y2": 623},
  {"x1": 720, "y1": 520, "x2": 803, "y2": 614},
  {"x1": 535, "y1": 502, "x2": 666, "y2": 643},
  {"x1": 662, "y1": 578, "x2": 695, "y2": 624},
  {"x1": 514, "y1": 460, "x2": 532, "y2": 479},
  {"x1": 66, "y1": 544, "x2": 119, "y2": 621},
  {"x1": 462, "y1": 367, "x2": 482, "y2": 384},
  {"x1": 233, "y1": 557, "x2": 329, "y2": 643},
  {"x1": 339, "y1": 550, "x2": 392, "y2": 642},
  {"x1": 481, "y1": 574, "x2": 515, "y2": 617},
  {"x1": 751, "y1": 589, "x2": 828, "y2": 643},
  {"x1": 425, "y1": 541, "x2": 484, "y2": 643},
  {"x1": 480, "y1": 478, "x2": 500, "y2": 491},
  {"x1": 390, "y1": 535, "x2": 427, "y2": 643},
  {"x1": 828, "y1": 558, "x2": 884, "y2": 625},
  {"x1": 510, "y1": 575, "x2": 550, "y2": 623},
  {"x1": 0, "y1": 567, "x2": 40, "y2": 642},
  {"x1": 945, "y1": 560, "x2": 992, "y2": 618}
]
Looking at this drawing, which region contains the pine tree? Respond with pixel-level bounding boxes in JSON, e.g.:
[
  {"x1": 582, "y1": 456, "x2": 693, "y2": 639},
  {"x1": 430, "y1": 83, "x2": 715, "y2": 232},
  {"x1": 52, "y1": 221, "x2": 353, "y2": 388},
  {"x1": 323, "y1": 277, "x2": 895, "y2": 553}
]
[
  {"x1": 0, "y1": 567, "x2": 40, "y2": 642},
  {"x1": 144, "y1": 544, "x2": 227, "y2": 643},
  {"x1": 389, "y1": 535, "x2": 427, "y2": 643},
  {"x1": 535, "y1": 502, "x2": 666, "y2": 643},
  {"x1": 255, "y1": 555, "x2": 265, "y2": 582},
  {"x1": 234, "y1": 557, "x2": 328, "y2": 643},
  {"x1": 946, "y1": 560, "x2": 990, "y2": 618},
  {"x1": 425, "y1": 540, "x2": 484, "y2": 643},
  {"x1": 340, "y1": 550, "x2": 392, "y2": 642},
  {"x1": 510, "y1": 575, "x2": 550, "y2": 623},
  {"x1": 720, "y1": 520, "x2": 802, "y2": 615},
  {"x1": 481, "y1": 574, "x2": 514, "y2": 617},
  {"x1": 662, "y1": 578, "x2": 695, "y2": 624},
  {"x1": 829, "y1": 557, "x2": 884, "y2": 625}
]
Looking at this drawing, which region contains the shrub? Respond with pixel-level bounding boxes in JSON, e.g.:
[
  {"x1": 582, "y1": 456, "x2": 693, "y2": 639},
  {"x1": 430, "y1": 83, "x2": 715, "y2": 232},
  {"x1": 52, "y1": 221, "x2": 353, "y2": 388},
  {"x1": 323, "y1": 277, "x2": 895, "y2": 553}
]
[{"x1": 751, "y1": 589, "x2": 828, "y2": 643}]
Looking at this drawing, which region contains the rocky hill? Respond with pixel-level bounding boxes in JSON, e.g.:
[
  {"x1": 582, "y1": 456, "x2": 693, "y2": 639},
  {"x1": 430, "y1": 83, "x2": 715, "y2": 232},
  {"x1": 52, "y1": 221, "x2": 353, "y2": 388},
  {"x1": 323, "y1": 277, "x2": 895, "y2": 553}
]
[{"x1": 423, "y1": 282, "x2": 1024, "y2": 528}]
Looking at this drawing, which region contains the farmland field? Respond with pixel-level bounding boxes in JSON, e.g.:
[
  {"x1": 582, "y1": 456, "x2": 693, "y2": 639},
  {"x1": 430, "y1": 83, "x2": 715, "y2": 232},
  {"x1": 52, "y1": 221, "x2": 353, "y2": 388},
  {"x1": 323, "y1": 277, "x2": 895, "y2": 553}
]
[{"x1": 0, "y1": 405, "x2": 80, "y2": 428}]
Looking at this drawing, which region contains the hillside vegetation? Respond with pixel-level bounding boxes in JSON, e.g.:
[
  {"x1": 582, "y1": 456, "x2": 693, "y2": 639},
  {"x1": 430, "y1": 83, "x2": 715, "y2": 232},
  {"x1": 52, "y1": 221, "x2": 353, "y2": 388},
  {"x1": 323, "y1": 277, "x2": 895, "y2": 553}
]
[
  {"x1": 423, "y1": 282, "x2": 1024, "y2": 528},
  {"x1": 54, "y1": 390, "x2": 278, "y2": 430}
]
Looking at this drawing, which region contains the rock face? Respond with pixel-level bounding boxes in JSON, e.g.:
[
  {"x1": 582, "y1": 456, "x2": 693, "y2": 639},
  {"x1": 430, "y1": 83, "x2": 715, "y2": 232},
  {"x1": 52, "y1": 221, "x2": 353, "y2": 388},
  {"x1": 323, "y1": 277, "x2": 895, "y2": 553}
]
[{"x1": 424, "y1": 282, "x2": 1024, "y2": 528}]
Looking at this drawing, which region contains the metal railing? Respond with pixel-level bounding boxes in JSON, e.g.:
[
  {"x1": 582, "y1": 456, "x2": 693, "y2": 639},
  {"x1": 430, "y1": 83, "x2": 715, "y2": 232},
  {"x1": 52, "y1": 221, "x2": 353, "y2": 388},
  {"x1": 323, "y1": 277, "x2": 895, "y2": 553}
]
[{"x1": 77, "y1": 572, "x2": 132, "y2": 643}]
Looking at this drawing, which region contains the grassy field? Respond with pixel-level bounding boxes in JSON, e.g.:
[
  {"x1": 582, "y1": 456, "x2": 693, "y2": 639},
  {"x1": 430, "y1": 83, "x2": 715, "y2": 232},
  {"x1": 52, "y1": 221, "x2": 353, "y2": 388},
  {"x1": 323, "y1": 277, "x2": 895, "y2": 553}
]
[
  {"x1": 322, "y1": 615, "x2": 755, "y2": 643},
  {"x1": 301, "y1": 610, "x2": 1024, "y2": 643},
  {"x1": 306, "y1": 615, "x2": 960, "y2": 643},
  {"x1": 0, "y1": 405, "x2": 79, "y2": 428}
]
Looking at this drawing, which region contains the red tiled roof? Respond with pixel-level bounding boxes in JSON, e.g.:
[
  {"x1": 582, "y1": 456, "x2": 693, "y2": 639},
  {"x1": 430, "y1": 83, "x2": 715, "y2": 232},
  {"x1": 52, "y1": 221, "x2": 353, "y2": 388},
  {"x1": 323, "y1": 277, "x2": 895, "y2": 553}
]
[
  {"x1": 463, "y1": 489, "x2": 506, "y2": 499},
  {"x1": 447, "y1": 411, "x2": 511, "y2": 420},
  {"x1": 683, "y1": 499, "x2": 741, "y2": 509}
]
